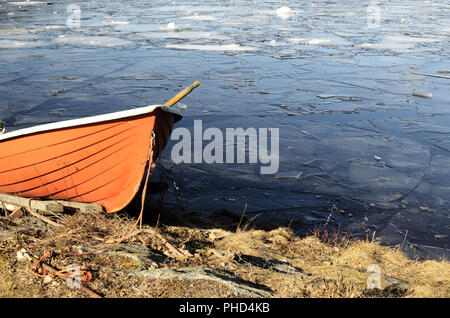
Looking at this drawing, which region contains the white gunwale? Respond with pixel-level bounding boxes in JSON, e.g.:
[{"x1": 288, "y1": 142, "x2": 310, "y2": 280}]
[{"x1": 0, "y1": 105, "x2": 182, "y2": 142}]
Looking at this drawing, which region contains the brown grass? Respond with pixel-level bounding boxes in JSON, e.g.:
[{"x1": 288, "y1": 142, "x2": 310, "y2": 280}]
[{"x1": 0, "y1": 208, "x2": 448, "y2": 298}]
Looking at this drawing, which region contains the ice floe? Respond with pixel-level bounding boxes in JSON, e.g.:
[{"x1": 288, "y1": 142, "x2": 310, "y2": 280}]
[
  {"x1": 53, "y1": 35, "x2": 133, "y2": 47},
  {"x1": 275, "y1": 171, "x2": 303, "y2": 180},
  {"x1": 159, "y1": 23, "x2": 192, "y2": 32},
  {"x1": 0, "y1": 39, "x2": 48, "y2": 49},
  {"x1": 308, "y1": 39, "x2": 332, "y2": 45},
  {"x1": 165, "y1": 22, "x2": 175, "y2": 31},
  {"x1": 9, "y1": 1, "x2": 48, "y2": 5},
  {"x1": 276, "y1": 6, "x2": 293, "y2": 19},
  {"x1": 102, "y1": 20, "x2": 130, "y2": 26},
  {"x1": 181, "y1": 15, "x2": 217, "y2": 21},
  {"x1": 165, "y1": 44, "x2": 257, "y2": 51},
  {"x1": 140, "y1": 31, "x2": 230, "y2": 41}
]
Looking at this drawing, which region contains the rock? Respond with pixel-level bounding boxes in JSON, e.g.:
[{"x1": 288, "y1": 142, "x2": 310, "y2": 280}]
[
  {"x1": 125, "y1": 267, "x2": 273, "y2": 297},
  {"x1": 43, "y1": 276, "x2": 53, "y2": 283},
  {"x1": 383, "y1": 275, "x2": 409, "y2": 289},
  {"x1": 75, "y1": 243, "x2": 166, "y2": 269},
  {"x1": 374, "y1": 155, "x2": 382, "y2": 161},
  {"x1": 16, "y1": 248, "x2": 32, "y2": 262},
  {"x1": 0, "y1": 230, "x2": 14, "y2": 240}
]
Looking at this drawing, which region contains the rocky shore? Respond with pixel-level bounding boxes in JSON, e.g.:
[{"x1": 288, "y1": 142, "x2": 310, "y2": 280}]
[{"x1": 0, "y1": 205, "x2": 448, "y2": 298}]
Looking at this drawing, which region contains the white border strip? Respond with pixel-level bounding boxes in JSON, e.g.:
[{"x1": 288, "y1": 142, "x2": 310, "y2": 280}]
[{"x1": 0, "y1": 105, "x2": 182, "y2": 141}]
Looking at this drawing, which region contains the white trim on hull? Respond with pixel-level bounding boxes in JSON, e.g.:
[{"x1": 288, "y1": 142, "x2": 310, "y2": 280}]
[{"x1": 0, "y1": 105, "x2": 182, "y2": 142}]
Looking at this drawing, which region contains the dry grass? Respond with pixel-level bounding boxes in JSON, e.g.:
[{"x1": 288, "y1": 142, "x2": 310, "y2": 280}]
[{"x1": 0, "y1": 208, "x2": 448, "y2": 298}]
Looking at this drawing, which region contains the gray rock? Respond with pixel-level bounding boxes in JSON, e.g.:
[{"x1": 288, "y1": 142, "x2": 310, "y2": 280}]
[{"x1": 125, "y1": 267, "x2": 274, "y2": 297}]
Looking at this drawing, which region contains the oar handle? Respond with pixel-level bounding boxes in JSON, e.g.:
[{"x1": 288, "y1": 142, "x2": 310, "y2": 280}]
[{"x1": 164, "y1": 80, "x2": 201, "y2": 107}]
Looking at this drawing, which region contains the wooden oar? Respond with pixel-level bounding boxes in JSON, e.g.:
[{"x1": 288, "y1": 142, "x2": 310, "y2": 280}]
[{"x1": 164, "y1": 80, "x2": 200, "y2": 107}]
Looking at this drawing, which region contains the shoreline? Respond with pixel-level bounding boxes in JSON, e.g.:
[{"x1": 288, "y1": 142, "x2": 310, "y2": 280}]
[{"x1": 0, "y1": 205, "x2": 448, "y2": 298}]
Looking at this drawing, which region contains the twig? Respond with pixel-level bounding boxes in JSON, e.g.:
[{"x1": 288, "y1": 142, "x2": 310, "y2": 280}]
[
  {"x1": 236, "y1": 203, "x2": 248, "y2": 232},
  {"x1": 179, "y1": 229, "x2": 198, "y2": 247},
  {"x1": 152, "y1": 213, "x2": 161, "y2": 249},
  {"x1": 142, "y1": 229, "x2": 192, "y2": 258},
  {"x1": 1, "y1": 202, "x2": 8, "y2": 217},
  {"x1": 124, "y1": 228, "x2": 191, "y2": 259},
  {"x1": 25, "y1": 208, "x2": 63, "y2": 228},
  {"x1": 323, "y1": 204, "x2": 343, "y2": 228},
  {"x1": 400, "y1": 229, "x2": 408, "y2": 250},
  {"x1": 7, "y1": 207, "x2": 24, "y2": 219}
]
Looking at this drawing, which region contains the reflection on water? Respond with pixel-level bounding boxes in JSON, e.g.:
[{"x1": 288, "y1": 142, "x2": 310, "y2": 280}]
[{"x1": 0, "y1": 0, "x2": 449, "y2": 259}]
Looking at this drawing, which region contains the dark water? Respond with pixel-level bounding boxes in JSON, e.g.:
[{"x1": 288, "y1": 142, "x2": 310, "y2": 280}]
[{"x1": 1, "y1": 0, "x2": 449, "y2": 259}]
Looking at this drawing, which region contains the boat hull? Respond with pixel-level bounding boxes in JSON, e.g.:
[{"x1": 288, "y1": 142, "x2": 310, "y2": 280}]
[{"x1": 0, "y1": 108, "x2": 174, "y2": 213}]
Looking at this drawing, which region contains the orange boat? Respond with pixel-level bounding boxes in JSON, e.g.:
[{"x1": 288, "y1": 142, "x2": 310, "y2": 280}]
[{"x1": 0, "y1": 81, "x2": 199, "y2": 213}]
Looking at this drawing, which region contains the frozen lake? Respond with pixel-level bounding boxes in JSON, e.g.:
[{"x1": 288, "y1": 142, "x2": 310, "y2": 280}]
[{"x1": 0, "y1": 0, "x2": 449, "y2": 259}]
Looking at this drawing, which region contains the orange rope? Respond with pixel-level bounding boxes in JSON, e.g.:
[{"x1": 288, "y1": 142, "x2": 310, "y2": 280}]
[{"x1": 29, "y1": 251, "x2": 92, "y2": 283}]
